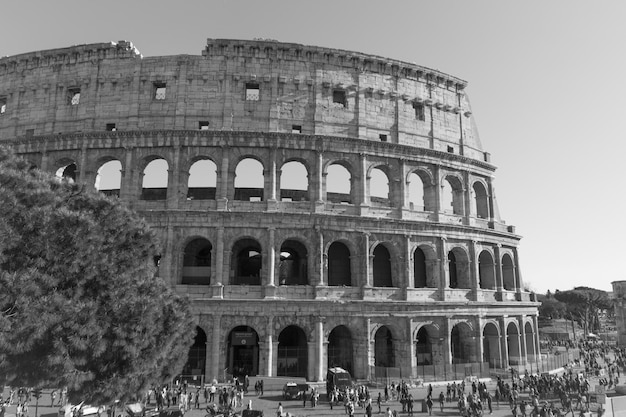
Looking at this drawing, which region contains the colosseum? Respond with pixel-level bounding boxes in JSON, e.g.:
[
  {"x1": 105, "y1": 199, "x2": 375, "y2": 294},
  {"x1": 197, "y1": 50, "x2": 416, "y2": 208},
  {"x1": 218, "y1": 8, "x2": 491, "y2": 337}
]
[{"x1": 0, "y1": 39, "x2": 539, "y2": 383}]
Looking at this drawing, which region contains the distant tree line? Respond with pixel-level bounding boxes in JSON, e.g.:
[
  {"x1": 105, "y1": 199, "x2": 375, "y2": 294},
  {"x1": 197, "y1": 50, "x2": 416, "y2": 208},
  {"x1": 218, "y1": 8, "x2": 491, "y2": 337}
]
[{"x1": 538, "y1": 287, "x2": 613, "y2": 335}]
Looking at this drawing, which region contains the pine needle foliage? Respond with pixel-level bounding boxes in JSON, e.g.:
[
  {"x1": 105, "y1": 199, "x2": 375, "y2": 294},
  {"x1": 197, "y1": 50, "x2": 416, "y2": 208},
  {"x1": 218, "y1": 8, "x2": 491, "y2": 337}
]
[{"x1": 0, "y1": 147, "x2": 195, "y2": 404}]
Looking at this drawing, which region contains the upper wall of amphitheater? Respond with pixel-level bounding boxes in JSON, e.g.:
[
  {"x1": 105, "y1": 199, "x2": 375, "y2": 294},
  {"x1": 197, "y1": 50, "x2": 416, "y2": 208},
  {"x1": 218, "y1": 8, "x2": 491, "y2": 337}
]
[{"x1": 0, "y1": 39, "x2": 487, "y2": 161}]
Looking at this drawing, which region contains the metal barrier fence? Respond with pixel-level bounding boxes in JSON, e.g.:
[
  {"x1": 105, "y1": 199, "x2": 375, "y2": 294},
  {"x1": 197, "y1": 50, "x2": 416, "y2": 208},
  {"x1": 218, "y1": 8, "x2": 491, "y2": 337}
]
[
  {"x1": 175, "y1": 374, "x2": 206, "y2": 387},
  {"x1": 370, "y1": 362, "x2": 491, "y2": 384}
]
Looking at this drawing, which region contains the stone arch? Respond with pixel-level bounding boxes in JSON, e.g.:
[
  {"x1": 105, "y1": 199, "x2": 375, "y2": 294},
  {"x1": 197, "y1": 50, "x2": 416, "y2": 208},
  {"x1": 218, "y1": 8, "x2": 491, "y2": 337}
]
[
  {"x1": 327, "y1": 325, "x2": 354, "y2": 375},
  {"x1": 451, "y1": 321, "x2": 475, "y2": 364},
  {"x1": 524, "y1": 321, "x2": 536, "y2": 361},
  {"x1": 369, "y1": 165, "x2": 390, "y2": 204},
  {"x1": 448, "y1": 246, "x2": 470, "y2": 289},
  {"x1": 187, "y1": 158, "x2": 218, "y2": 200},
  {"x1": 226, "y1": 325, "x2": 260, "y2": 378},
  {"x1": 327, "y1": 241, "x2": 352, "y2": 286},
  {"x1": 472, "y1": 180, "x2": 489, "y2": 219},
  {"x1": 502, "y1": 253, "x2": 516, "y2": 291},
  {"x1": 141, "y1": 156, "x2": 169, "y2": 200},
  {"x1": 55, "y1": 158, "x2": 77, "y2": 183},
  {"x1": 182, "y1": 326, "x2": 208, "y2": 378},
  {"x1": 442, "y1": 174, "x2": 464, "y2": 215},
  {"x1": 372, "y1": 243, "x2": 393, "y2": 287},
  {"x1": 506, "y1": 321, "x2": 521, "y2": 365},
  {"x1": 182, "y1": 237, "x2": 213, "y2": 285},
  {"x1": 277, "y1": 325, "x2": 308, "y2": 378},
  {"x1": 231, "y1": 237, "x2": 262, "y2": 285},
  {"x1": 94, "y1": 158, "x2": 122, "y2": 197},
  {"x1": 482, "y1": 322, "x2": 501, "y2": 367},
  {"x1": 414, "y1": 244, "x2": 438, "y2": 288},
  {"x1": 280, "y1": 160, "x2": 309, "y2": 202},
  {"x1": 325, "y1": 160, "x2": 353, "y2": 204},
  {"x1": 279, "y1": 238, "x2": 308, "y2": 285},
  {"x1": 374, "y1": 325, "x2": 395, "y2": 368},
  {"x1": 478, "y1": 250, "x2": 496, "y2": 290},
  {"x1": 407, "y1": 168, "x2": 436, "y2": 212},
  {"x1": 415, "y1": 323, "x2": 439, "y2": 366},
  {"x1": 234, "y1": 157, "x2": 264, "y2": 201}
]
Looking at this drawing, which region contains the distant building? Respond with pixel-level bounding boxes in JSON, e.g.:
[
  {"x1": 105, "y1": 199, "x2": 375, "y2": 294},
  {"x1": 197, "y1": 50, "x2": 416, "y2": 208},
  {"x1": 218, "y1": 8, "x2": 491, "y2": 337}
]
[
  {"x1": 612, "y1": 282, "x2": 626, "y2": 345},
  {"x1": 0, "y1": 39, "x2": 540, "y2": 381}
]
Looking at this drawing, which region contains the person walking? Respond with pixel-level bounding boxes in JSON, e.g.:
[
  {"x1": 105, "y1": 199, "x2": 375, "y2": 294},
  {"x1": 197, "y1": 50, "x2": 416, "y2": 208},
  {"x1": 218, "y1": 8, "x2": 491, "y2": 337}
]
[
  {"x1": 426, "y1": 396, "x2": 433, "y2": 416},
  {"x1": 277, "y1": 402, "x2": 283, "y2": 417},
  {"x1": 377, "y1": 393, "x2": 382, "y2": 414},
  {"x1": 439, "y1": 392, "x2": 445, "y2": 412}
]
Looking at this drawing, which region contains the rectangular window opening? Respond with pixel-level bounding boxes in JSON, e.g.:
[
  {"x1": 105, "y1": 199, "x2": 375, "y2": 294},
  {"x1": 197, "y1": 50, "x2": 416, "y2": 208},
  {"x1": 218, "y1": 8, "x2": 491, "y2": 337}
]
[
  {"x1": 67, "y1": 88, "x2": 81, "y2": 106},
  {"x1": 106, "y1": 123, "x2": 117, "y2": 131},
  {"x1": 245, "y1": 83, "x2": 260, "y2": 101},
  {"x1": 154, "y1": 82, "x2": 166, "y2": 100},
  {"x1": 413, "y1": 102, "x2": 425, "y2": 121},
  {"x1": 379, "y1": 134, "x2": 388, "y2": 142},
  {"x1": 292, "y1": 125, "x2": 302, "y2": 134},
  {"x1": 447, "y1": 146, "x2": 454, "y2": 153},
  {"x1": 25, "y1": 129, "x2": 34, "y2": 137},
  {"x1": 0, "y1": 97, "x2": 6, "y2": 114},
  {"x1": 332, "y1": 89, "x2": 346, "y2": 107},
  {"x1": 199, "y1": 121, "x2": 210, "y2": 130}
]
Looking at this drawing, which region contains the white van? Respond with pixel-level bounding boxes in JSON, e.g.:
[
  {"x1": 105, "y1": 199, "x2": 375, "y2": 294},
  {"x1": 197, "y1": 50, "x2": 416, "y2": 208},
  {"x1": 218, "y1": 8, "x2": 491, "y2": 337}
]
[{"x1": 59, "y1": 404, "x2": 105, "y2": 417}]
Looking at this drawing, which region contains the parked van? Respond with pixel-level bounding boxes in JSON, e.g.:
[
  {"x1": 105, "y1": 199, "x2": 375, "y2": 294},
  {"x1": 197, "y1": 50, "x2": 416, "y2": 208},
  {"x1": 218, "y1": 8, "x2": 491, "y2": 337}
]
[{"x1": 326, "y1": 367, "x2": 353, "y2": 397}]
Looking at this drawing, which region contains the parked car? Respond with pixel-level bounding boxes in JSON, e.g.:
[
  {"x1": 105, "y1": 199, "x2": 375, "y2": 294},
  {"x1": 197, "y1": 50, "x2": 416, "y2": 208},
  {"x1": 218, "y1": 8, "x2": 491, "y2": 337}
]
[{"x1": 282, "y1": 382, "x2": 308, "y2": 400}]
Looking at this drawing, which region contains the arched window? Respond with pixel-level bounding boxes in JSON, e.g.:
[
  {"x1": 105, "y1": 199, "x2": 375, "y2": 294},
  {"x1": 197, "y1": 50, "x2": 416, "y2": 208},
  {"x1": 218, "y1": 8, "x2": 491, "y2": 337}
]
[
  {"x1": 442, "y1": 176, "x2": 463, "y2": 215},
  {"x1": 369, "y1": 167, "x2": 389, "y2": 204},
  {"x1": 280, "y1": 161, "x2": 309, "y2": 202},
  {"x1": 328, "y1": 242, "x2": 351, "y2": 286},
  {"x1": 188, "y1": 159, "x2": 217, "y2": 200},
  {"x1": 182, "y1": 238, "x2": 212, "y2": 285},
  {"x1": 478, "y1": 250, "x2": 496, "y2": 290},
  {"x1": 234, "y1": 158, "x2": 264, "y2": 201},
  {"x1": 502, "y1": 254, "x2": 516, "y2": 291},
  {"x1": 141, "y1": 158, "x2": 168, "y2": 200},
  {"x1": 473, "y1": 181, "x2": 489, "y2": 219},
  {"x1": 55, "y1": 162, "x2": 77, "y2": 183},
  {"x1": 372, "y1": 244, "x2": 393, "y2": 287},
  {"x1": 279, "y1": 240, "x2": 308, "y2": 285},
  {"x1": 95, "y1": 160, "x2": 122, "y2": 197},
  {"x1": 232, "y1": 238, "x2": 262, "y2": 285},
  {"x1": 408, "y1": 172, "x2": 425, "y2": 211},
  {"x1": 374, "y1": 326, "x2": 395, "y2": 367},
  {"x1": 326, "y1": 164, "x2": 351, "y2": 204},
  {"x1": 414, "y1": 247, "x2": 427, "y2": 288},
  {"x1": 448, "y1": 251, "x2": 458, "y2": 288}
]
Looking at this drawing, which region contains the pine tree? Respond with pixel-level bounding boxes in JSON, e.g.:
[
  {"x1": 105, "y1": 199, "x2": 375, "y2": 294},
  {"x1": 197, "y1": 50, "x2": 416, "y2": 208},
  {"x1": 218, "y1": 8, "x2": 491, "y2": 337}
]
[{"x1": 0, "y1": 147, "x2": 195, "y2": 404}]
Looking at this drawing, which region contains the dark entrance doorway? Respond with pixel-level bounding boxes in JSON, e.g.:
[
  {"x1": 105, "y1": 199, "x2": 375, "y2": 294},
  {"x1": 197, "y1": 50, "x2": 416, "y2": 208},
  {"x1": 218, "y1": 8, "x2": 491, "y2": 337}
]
[
  {"x1": 227, "y1": 326, "x2": 259, "y2": 379},
  {"x1": 277, "y1": 325, "x2": 308, "y2": 378}
]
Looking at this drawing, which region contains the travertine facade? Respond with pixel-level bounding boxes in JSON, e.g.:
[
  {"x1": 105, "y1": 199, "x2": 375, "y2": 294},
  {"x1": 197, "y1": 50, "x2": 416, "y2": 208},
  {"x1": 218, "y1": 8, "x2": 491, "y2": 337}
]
[{"x1": 0, "y1": 39, "x2": 539, "y2": 382}]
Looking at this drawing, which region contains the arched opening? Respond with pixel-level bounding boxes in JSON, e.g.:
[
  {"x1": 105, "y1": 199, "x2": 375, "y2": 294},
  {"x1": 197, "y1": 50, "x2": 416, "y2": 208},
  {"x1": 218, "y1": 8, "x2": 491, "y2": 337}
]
[
  {"x1": 451, "y1": 323, "x2": 474, "y2": 364},
  {"x1": 231, "y1": 238, "x2": 262, "y2": 285},
  {"x1": 482, "y1": 323, "x2": 501, "y2": 368},
  {"x1": 415, "y1": 327, "x2": 432, "y2": 365},
  {"x1": 326, "y1": 163, "x2": 352, "y2": 204},
  {"x1": 55, "y1": 162, "x2": 77, "y2": 183},
  {"x1": 473, "y1": 182, "x2": 489, "y2": 219},
  {"x1": 280, "y1": 161, "x2": 309, "y2": 202},
  {"x1": 502, "y1": 254, "x2": 515, "y2": 291},
  {"x1": 374, "y1": 326, "x2": 395, "y2": 367},
  {"x1": 448, "y1": 251, "x2": 458, "y2": 289},
  {"x1": 227, "y1": 326, "x2": 259, "y2": 379},
  {"x1": 277, "y1": 326, "x2": 308, "y2": 378},
  {"x1": 373, "y1": 244, "x2": 393, "y2": 287},
  {"x1": 408, "y1": 172, "x2": 425, "y2": 211},
  {"x1": 506, "y1": 322, "x2": 521, "y2": 366},
  {"x1": 141, "y1": 158, "x2": 168, "y2": 200},
  {"x1": 414, "y1": 248, "x2": 427, "y2": 288},
  {"x1": 328, "y1": 325, "x2": 354, "y2": 375},
  {"x1": 234, "y1": 158, "x2": 264, "y2": 201},
  {"x1": 442, "y1": 176, "x2": 464, "y2": 215},
  {"x1": 525, "y1": 322, "x2": 536, "y2": 361},
  {"x1": 279, "y1": 240, "x2": 308, "y2": 285},
  {"x1": 478, "y1": 250, "x2": 496, "y2": 290},
  {"x1": 95, "y1": 160, "x2": 122, "y2": 197},
  {"x1": 181, "y1": 327, "x2": 207, "y2": 379},
  {"x1": 448, "y1": 248, "x2": 470, "y2": 289},
  {"x1": 369, "y1": 167, "x2": 390, "y2": 204},
  {"x1": 187, "y1": 159, "x2": 217, "y2": 200},
  {"x1": 182, "y1": 238, "x2": 212, "y2": 285},
  {"x1": 328, "y1": 242, "x2": 351, "y2": 286}
]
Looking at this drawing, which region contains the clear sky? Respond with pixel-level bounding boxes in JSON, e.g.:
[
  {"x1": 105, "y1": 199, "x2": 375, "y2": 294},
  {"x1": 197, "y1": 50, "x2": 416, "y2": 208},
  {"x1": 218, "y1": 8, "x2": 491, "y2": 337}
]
[{"x1": 4, "y1": 0, "x2": 625, "y2": 294}]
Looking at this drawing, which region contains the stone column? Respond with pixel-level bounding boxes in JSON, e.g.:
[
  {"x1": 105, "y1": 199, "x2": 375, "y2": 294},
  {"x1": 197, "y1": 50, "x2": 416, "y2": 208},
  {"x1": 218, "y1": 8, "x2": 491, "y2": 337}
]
[
  {"x1": 358, "y1": 153, "x2": 368, "y2": 208},
  {"x1": 439, "y1": 237, "x2": 448, "y2": 300},
  {"x1": 317, "y1": 227, "x2": 325, "y2": 286},
  {"x1": 399, "y1": 159, "x2": 409, "y2": 210},
  {"x1": 121, "y1": 146, "x2": 135, "y2": 200},
  {"x1": 499, "y1": 317, "x2": 509, "y2": 368},
  {"x1": 362, "y1": 232, "x2": 372, "y2": 288},
  {"x1": 494, "y1": 244, "x2": 504, "y2": 299},
  {"x1": 217, "y1": 146, "x2": 229, "y2": 210},
  {"x1": 315, "y1": 151, "x2": 324, "y2": 202},
  {"x1": 408, "y1": 319, "x2": 416, "y2": 377},
  {"x1": 487, "y1": 178, "x2": 496, "y2": 223},
  {"x1": 209, "y1": 314, "x2": 222, "y2": 381},
  {"x1": 469, "y1": 240, "x2": 479, "y2": 300},
  {"x1": 167, "y1": 145, "x2": 181, "y2": 209},
  {"x1": 513, "y1": 247, "x2": 523, "y2": 292},
  {"x1": 213, "y1": 226, "x2": 225, "y2": 294},
  {"x1": 267, "y1": 146, "x2": 278, "y2": 208},
  {"x1": 433, "y1": 166, "x2": 441, "y2": 221},
  {"x1": 78, "y1": 144, "x2": 87, "y2": 184},
  {"x1": 442, "y1": 318, "x2": 451, "y2": 365},
  {"x1": 265, "y1": 227, "x2": 277, "y2": 298},
  {"x1": 533, "y1": 315, "x2": 541, "y2": 370},
  {"x1": 260, "y1": 316, "x2": 275, "y2": 377},
  {"x1": 464, "y1": 171, "x2": 472, "y2": 220},
  {"x1": 405, "y1": 235, "x2": 414, "y2": 292},
  {"x1": 316, "y1": 319, "x2": 325, "y2": 382},
  {"x1": 519, "y1": 316, "x2": 528, "y2": 365}
]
